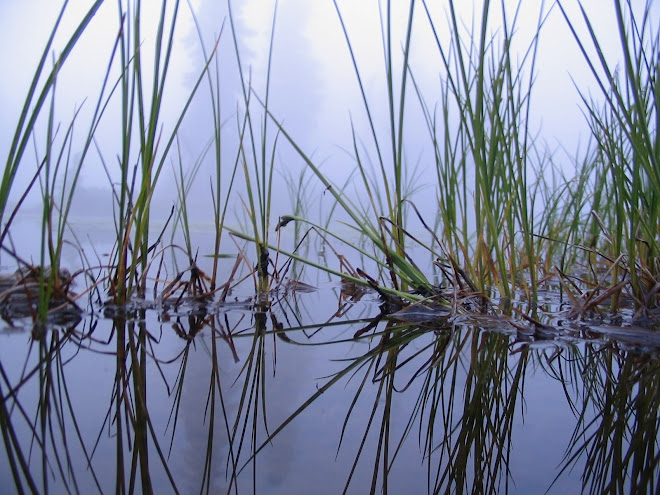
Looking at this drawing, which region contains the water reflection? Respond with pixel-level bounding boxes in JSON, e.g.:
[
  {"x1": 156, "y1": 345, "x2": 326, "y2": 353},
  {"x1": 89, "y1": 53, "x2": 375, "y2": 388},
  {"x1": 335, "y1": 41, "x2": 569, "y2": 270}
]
[{"x1": 0, "y1": 285, "x2": 659, "y2": 494}]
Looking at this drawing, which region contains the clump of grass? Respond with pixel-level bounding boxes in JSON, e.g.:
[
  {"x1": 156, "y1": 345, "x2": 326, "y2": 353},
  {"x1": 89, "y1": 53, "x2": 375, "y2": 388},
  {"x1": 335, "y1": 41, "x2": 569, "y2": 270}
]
[
  {"x1": 0, "y1": 0, "x2": 227, "y2": 322},
  {"x1": 267, "y1": 0, "x2": 550, "y2": 309},
  {"x1": 557, "y1": 0, "x2": 660, "y2": 314},
  {"x1": 85, "y1": 0, "x2": 217, "y2": 306},
  {"x1": 264, "y1": 0, "x2": 659, "y2": 323},
  {"x1": 0, "y1": 1, "x2": 105, "y2": 323},
  {"x1": 416, "y1": 0, "x2": 549, "y2": 302},
  {"x1": 227, "y1": 0, "x2": 282, "y2": 296},
  {"x1": 110, "y1": 0, "x2": 185, "y2": 304}
]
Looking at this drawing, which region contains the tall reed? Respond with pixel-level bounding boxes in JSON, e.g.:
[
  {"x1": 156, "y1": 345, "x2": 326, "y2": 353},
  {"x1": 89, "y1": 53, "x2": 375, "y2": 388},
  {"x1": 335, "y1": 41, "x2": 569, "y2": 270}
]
[
  {"x1": 418, "y1": 0, "x2": 547, "y2": 300},
  {"x1": 0, "y1": 1, "x2": 104, "y2": 242},
  {"x1": 108, "y1": 0, "x2": 214, "y2": 304},
  {"x1": 558, "y1": 0, "x2": 660, "y2": 310},
  {"x1": 227, "y1": 0, "x2": 281, "y2": 295},
  {"x1": 187, "y1": 8, "x2": 233, "y2": 290},
  {"x1": 331, "y1": 0, "x2": 424, "y2": 292}
]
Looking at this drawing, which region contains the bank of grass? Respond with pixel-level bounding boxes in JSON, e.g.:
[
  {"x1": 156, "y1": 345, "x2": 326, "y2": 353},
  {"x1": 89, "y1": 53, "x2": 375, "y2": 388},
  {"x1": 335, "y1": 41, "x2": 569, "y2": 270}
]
[
  {"x1": 269, "y1": 0, "x2": 549, "y2": 300},
  {"x1": 559, "y1": 0, "x2": 660, "y2": 314},
  {"x1": 0, "y1": 0, "x2": 658, "y2": 322},
  {"x1": 3, "y1": 3, "x2": 659, "y2": 493},
  {"x1": 272, "y1": 0, "x2": 659, "y2": 318}
]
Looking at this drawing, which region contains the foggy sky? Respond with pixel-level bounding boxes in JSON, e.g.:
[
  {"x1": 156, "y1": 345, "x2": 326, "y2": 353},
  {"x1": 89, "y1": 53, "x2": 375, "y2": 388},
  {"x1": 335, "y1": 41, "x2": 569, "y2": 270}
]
[{"x1": 0, "y1": 0, "x2": 645, "y2": 230}]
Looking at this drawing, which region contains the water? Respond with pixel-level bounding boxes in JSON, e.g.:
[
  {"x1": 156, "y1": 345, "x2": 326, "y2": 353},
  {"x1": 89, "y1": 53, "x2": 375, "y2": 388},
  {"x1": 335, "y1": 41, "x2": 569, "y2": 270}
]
[
  {"x1": 2, "y1": 1, "x2": 659, "y2": 492},
  {"x1": 1, "y1": 266, "x2": 658, "y2": 494}
]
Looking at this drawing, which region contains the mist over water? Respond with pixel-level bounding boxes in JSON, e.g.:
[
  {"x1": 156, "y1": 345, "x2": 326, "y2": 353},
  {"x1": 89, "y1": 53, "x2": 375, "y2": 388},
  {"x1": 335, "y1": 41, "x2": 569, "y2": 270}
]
[
  {"x1": 0, "y1": 0, "x2": 628, "y2": 227},
  {"x1": 0, "y1": 0, "x2": 654, "y2": 254}
]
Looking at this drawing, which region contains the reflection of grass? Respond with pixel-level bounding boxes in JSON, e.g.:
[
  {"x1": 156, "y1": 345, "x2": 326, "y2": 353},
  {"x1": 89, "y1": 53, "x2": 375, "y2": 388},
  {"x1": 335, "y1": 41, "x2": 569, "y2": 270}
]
[
  {"x1": 553, "y1": 346, "x2": 660, "y2": 495},
  {"x1": 238, "y1": 313, "x2": 660, "y2": 494},
  {"x1": 254, "y1": 322, "x2": 529, "y2": 494},
  {"x1": 1, "y1": 286, "x2": 659, "y2": 493},
  {"x1": 0, "y1": 328, "x2": 101, "y2": 492}
]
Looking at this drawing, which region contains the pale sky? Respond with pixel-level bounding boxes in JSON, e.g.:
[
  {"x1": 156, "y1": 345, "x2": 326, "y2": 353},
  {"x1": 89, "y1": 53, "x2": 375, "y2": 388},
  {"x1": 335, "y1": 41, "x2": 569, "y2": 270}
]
[{"x1": 0, "y1": 0, "x2": 649, "y2": 222}]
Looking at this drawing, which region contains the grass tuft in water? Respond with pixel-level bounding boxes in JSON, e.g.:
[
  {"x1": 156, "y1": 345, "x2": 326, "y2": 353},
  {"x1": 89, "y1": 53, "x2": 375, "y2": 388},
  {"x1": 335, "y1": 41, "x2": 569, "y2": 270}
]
[{"x1": 557, "y1": 0, "x2": 660, "y2": 314}]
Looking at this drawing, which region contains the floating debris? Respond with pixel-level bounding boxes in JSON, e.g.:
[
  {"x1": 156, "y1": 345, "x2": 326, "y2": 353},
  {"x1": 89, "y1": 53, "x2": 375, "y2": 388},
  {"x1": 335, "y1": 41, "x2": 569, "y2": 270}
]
[{"x1": 0, "y1": 266, "x2": 81, "y2": 329}]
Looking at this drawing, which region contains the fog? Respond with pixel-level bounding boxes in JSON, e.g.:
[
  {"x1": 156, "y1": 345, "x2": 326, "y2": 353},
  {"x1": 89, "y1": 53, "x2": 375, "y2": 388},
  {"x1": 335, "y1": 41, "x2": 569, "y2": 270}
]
[{"x1": 0, "y1": 0, "x2": 643, "y2": 230}]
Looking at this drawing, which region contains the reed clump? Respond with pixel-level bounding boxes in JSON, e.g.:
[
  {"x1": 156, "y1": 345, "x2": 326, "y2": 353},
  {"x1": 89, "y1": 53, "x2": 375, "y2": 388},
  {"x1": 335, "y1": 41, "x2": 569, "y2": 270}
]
[
  {"x1": 0, "y1": 0, "x2": 658, "y2": 327},
  {"x1": 268, "y1": 0, "x2": 659, "y2": 324}
]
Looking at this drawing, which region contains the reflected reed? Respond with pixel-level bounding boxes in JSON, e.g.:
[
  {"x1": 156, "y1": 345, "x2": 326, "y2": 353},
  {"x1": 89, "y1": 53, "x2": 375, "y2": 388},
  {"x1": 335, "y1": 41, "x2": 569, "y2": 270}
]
[{"x1": 2, "y1": 288, "x2": 658, "y2": 493}]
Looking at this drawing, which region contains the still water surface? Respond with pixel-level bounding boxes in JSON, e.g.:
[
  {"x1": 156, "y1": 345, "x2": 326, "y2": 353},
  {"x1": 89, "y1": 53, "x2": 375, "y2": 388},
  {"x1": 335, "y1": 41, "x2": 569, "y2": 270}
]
[{"x1": 1, "y1": 254, "x2": 657, "y2": 494}]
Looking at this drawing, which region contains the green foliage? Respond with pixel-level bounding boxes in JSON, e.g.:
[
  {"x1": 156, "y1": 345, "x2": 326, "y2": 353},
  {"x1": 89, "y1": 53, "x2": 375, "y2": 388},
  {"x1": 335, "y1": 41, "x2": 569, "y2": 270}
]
[
  {"x1": 1, "y1": 0, "x2": 659, "y2": 314},
  {"x1": 416, "y1": 0, "x2": 547, "y2": 299},
  {"x1": 558, "y1": 0, "x2": 660, "y2": 308},
  {"x1": 227, "y1": 0, "x2": 281, "y2": 294}
]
